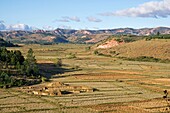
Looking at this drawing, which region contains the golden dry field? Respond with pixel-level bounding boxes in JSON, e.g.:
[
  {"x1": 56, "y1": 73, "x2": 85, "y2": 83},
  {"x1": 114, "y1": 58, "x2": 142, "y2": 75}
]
[
  {"x1": 1, "y1": 42, "x2": 170, "y2": 113},
  {"x1": 97, "y1": 39, "x2": 170, "y2": 60}
]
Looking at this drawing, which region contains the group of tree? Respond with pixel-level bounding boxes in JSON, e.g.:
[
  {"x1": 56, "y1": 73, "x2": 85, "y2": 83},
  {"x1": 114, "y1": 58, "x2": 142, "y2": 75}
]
[
  {"x1": 0, "y1": 48, "x2": 38, "y2": 76},
  {"x1": 0, "y1": 47, "x2": 24, "y2": 66},
  {"x1": 0, "y1": 47, "x2": 39, "y2": 88}
]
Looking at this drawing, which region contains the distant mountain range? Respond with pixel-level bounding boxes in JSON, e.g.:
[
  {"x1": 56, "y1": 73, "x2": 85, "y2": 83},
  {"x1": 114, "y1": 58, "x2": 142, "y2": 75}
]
[
  {"x1": 0, "y1": 23, "x2": 170, "y2": 35},
  {"x1": 52, "y1": 27, "x2": 170, "y2": 36},
  {"x1": 0, "y1": 26, "x2": 170, "y2": 44}
]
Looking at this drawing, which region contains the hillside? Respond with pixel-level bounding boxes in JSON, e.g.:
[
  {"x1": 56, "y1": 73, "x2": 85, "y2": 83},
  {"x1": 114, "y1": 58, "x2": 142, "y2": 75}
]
[
  {"x1": 0, "y1": 38, "x2": 17, "y2": 47},
  {"x1": 0, "y1": 31, "x2": 68, "y2": 44},
  {"x1": 96, "y1": 39, "x2": 170, "y2": 60},
  {"x1": 68, "y1": 34, "x2": 112, "y2": 44}
]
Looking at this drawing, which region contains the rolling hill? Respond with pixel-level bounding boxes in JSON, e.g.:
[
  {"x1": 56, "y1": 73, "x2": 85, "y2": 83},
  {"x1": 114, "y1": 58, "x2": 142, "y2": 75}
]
[
  {"x1": 0, "y1": 30, "x2": 68, "y2": 44},
  {"x1": 96, "y1": 39, "x2": 170, "y2": 60}
]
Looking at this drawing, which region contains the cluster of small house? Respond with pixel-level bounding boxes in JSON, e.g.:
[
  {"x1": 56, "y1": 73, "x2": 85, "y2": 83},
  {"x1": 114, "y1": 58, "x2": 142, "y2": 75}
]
[{"x1": 25, "y1": 82, "x2": 93, "y2": 96}]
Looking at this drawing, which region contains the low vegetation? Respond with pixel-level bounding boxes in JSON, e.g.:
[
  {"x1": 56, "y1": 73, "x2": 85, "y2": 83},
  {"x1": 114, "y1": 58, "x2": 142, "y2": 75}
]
[
  {"x1": 121, "y1": 56, "x2": 170, "y2": 63},
  {"x1": 145, "y1": 34, "x2": 170, "y2": 40},
  {"x1": 105, "y1": 35, "x2": 145, "y2": 43}
]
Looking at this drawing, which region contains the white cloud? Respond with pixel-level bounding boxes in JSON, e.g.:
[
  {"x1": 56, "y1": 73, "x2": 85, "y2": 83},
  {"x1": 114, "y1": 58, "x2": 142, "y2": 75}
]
[
  {"x1": 56, "y1": 16, "x2": 80, "y2": 22},
  {"x1": 67, "y1": 16, "x2": 80, "y2": 22},
  {"x1": 87, "y1": 17, "x2": 102, "y2": 22},
  {"x1": 43, "y1": 26, "x2": 54, "y2": 30},
  {"x1": 58, "y1": 25, "x2": 71, "y2": 29},
  {"x1": 0, "y1": 23, "x2": 34, "y2": 31},
  {"x1": 100, "y1": 0, "x2": 170, "y2": 18},
  {"x1": 6, "y1": 24, "x2": 32, "y2": 31},
  {"x1": 56, "y1": 19, "x2": 70, "y2": 22}
]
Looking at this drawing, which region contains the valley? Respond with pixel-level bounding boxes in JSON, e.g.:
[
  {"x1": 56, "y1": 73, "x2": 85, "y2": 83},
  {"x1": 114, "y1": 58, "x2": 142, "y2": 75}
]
[{"x1": 0, "y1": 42, "x2": 170, "y2": 113}]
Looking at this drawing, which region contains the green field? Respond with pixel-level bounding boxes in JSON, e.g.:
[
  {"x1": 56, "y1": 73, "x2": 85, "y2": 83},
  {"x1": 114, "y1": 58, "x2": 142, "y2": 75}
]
[{"x1": 1, "y1": 43, "x2": 170, "y2": 113}]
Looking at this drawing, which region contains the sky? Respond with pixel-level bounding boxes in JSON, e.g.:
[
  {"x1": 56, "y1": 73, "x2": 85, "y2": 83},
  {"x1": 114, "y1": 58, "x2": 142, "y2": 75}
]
[{"x1": 1, "y1": 0, "x2": 170, "y2": 30}]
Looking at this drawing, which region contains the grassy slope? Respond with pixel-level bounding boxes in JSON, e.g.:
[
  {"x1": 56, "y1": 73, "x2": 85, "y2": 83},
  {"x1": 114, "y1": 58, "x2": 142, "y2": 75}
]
[{"x1": 98, "y1": 39, "x2": 170, "y2": 60}]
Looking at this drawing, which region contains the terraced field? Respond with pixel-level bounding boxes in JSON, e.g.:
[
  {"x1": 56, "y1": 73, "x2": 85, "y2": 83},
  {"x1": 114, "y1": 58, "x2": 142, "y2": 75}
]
[{"x1": 1, "y1": 43, "x2": 170, "y2": 113}]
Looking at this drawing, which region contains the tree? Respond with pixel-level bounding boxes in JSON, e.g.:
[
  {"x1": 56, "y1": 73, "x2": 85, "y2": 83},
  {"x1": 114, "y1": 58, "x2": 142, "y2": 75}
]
[
  {"x1": 24, "y1": 48, "x2": 39, "y2": 76},
  {"x1": 0, "y1": 72, "x2": 13, "y2": 86},
  {"x1": 10, "y1": 54, "x2": 16, "y2": 65},
  {"x1": 16, "y1": 62, "x2": 21, "y2": 69},
  {"x1": 157, "y1": 31, "x2": 160, "y2": 36},
  {"x1": 14, "y1": 50, "x2": 25, "y2": 64},
  {"x1": 0, "y1": 47, "x2": 8, "y2": 62},
  {"x1": 26, "y1": 48, "x2": 36, "y2": 65}
]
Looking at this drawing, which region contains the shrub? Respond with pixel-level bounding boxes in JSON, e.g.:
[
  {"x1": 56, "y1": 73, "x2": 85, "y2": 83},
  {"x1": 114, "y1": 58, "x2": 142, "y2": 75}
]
[
  {"x1": 71, "y1": 65, "x2": 80, "y2": 70},
  {"x1": 163, "y1": 90, "x2": 170, "y2": 111},
  {"x1": 41, "y1": 76, "x2": 48, "y2": 82},
  {"x1": 94, "y1": 50, "x2": 99, "y2": 55},
  {"x1": 66, "y1": 53, "x2": 76, "y2": 59},
  {"x1": 55, "y1": 58, "x2": 62, "y2": 67},
  {"x1": 85, "y1": 46, "x2": 91, "y2": 51}
]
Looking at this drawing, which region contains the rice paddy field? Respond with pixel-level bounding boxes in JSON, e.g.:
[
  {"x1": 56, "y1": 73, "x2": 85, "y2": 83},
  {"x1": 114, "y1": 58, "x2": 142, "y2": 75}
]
[{"x1": 1, "y1": 43, "x2": 170, "y2": 113}]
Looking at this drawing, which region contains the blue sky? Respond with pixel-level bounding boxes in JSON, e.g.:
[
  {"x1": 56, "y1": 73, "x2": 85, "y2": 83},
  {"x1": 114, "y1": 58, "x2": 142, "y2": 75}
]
[{"x1": 1, "y1": 0, "x2": 170, "y2": 30}]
